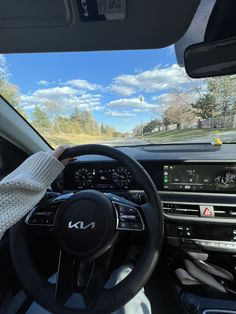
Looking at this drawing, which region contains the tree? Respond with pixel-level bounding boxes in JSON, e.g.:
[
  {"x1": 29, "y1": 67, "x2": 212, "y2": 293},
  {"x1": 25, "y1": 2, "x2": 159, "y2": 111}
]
[
  {"x1": 32, "y1": 106, "x2": 50, "y2": 130},
  {"x1": 143, "y1": 119, "x2": 162, "y2": 134},
  {"x1": 163, "y1": 103, "x2": 196, "y2": 128},
  {"x1": 192, "y1": 94, "x2": 217, "y2": 119},
  {"x1": 207, "y1": 75, "x2": 236, "y2": 116},
  {"x1": 100, "y1": 124, "x2": 115, "y2": 136},
  {"x1": 0, "y1": 80, "x2": 20, "y2": 107},
  {"x1": 163, "y1": 93, "x2": 196, "y2": 126},
  {"x1": 53, "y1": 116, "x2": 72, "y2": 133},
  {"x1": 132, "y1": 124, "x2": 143, "y2": 136},
  {"x1": 0, "y1": 76, "x2": 28, "y2": 118},
  {"x1": 71, "y1": 109, "x2": 100, "y2": 135},
  {"x1": 44, "y1": 100, "x2": 62, "y2": 115},
  {"x1": 232, "y1": 101, "x2": 236, "y2": 114}
]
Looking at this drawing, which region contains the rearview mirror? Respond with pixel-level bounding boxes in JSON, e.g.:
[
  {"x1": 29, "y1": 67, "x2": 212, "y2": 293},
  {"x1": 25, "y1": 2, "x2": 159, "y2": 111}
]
[{"x1": 184, "y1": 37, "x2": 236, "y2": 78}]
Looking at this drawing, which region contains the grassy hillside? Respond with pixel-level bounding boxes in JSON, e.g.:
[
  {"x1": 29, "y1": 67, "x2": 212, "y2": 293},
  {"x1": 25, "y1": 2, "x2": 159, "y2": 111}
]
[{"x1": 43, "y1": 132, "x2": 114, "y2": 148}]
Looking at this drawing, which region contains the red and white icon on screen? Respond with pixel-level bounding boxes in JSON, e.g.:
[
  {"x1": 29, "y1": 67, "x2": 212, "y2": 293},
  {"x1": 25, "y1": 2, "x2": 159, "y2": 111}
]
[{"x1": 200, "y1": 205, "x2": 215, "y2": 217}]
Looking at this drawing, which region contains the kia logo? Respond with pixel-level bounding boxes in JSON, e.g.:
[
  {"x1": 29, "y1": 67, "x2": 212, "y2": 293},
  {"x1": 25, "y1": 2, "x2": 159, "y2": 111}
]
[
  {"x1": 81, "y1": 0, "x2": 89, "y2": 17},
  {"x1": 68, "y1": 221, "x2": 95, "y2": 230}
]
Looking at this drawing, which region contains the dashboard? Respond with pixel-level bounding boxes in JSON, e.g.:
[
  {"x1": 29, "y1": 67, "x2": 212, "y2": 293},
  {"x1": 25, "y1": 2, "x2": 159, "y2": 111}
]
[
  {"x1": 61, "y1": 143, "x2": 236, "y2": 254},
  {"x1": 64, "y1": 162, "x2": 236, "y2": 194}
]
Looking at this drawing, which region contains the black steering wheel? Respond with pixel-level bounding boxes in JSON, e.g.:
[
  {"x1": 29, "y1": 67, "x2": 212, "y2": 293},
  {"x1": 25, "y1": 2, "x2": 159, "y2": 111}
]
[{"x1": 10, "y1": 144, "x2": 164, "y2": 314}]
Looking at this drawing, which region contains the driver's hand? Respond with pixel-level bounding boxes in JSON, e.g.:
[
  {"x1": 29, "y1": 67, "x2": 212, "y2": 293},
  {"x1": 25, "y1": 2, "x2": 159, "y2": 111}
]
[{"x1": 52, "y1": 144, "x2": 74, "y2": 166}]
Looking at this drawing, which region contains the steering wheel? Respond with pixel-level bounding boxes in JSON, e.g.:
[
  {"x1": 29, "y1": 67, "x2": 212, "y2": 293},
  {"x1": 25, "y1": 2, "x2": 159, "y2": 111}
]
[{"x1": 10, "y1": 144, "x2": 164, "y2": 314}]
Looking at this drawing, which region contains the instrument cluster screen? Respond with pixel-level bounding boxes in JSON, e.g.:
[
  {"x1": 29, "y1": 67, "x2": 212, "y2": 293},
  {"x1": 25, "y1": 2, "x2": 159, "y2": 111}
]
[
  {"x1": 163, "y1": 164, "x2": 236, "y2": 192},
  {"x1": 74, "y1": 166, "x2": 132, "y2": 189}
]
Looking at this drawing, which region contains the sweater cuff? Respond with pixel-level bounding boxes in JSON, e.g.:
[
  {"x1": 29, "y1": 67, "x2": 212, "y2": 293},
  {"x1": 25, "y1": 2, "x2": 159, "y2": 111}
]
[
  {"x1": 6, "y1": 152, "x2": 65, "y2": 189},
  {"x1": 28, "y1": 152, "x2": 65, "y2": 188}
]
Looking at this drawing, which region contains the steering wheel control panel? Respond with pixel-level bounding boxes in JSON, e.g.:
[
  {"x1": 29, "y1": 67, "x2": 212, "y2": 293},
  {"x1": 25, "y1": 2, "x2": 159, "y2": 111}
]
[{"x1": 112, "y1": 201, "x2": 145, "y2": 231}]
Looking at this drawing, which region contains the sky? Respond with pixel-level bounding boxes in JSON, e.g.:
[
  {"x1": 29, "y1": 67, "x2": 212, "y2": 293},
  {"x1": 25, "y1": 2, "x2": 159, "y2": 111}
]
[{"x1": 0, "y1": 47, "x2": 191, "y2": 132}]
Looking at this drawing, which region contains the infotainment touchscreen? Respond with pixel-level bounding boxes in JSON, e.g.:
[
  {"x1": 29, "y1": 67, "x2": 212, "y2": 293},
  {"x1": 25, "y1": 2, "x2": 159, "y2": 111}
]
[{"x1": 163, "y1": 164, "x2": 236, "y2": 192}]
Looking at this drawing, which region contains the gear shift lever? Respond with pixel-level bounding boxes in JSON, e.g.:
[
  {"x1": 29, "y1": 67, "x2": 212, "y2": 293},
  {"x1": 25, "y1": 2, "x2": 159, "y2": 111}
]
[
  {"x1": 195, "y1": 260, "x2": 234, "y2": 282},
  {"x1": 184, "y1": 260, "x2": 227, "y2": 294}
]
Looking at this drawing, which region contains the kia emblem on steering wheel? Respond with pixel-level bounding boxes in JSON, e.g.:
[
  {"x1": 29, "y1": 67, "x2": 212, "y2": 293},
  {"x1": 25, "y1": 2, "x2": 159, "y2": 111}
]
[{"x1": 68, "y1": 221, "x2": 96, "y2": 230}]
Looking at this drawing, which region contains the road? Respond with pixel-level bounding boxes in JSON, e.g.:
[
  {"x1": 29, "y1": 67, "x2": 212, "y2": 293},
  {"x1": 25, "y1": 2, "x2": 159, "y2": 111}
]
[
  {"x1": 100, "y1": 130, "x2": 236, "y2": 146},
  {"x1": 100, "y1": 138, "x2": 149, "y2": 146}
]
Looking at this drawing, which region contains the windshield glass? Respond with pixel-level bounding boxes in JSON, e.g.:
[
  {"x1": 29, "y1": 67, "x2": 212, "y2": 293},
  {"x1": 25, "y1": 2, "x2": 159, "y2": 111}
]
[{"x1": 1, "y1": 48, "x2": 236, "y2": 147}]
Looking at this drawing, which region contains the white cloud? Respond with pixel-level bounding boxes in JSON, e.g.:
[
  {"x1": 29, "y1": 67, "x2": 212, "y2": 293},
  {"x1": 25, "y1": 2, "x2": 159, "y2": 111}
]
[
  {"x1": 153, "y1": 92, "x2": 197, "y2": 107},
  {"x1": 110, "y1": 64, "x2": 189, "y2": 96},
  {"x1": 37, "y1": 80, "x2": 50, "y2": 86},
  {"x1": 66, "y1": 79, "x2": 102, "y2": 91},
  {"x1": 0, "y1": 54, "x2": 8, "y2": 77},
  {"x1": 106, "y1": 97, "x2": 159, "y2": 112},
  {"x1": 21, "y1": 86, "x2": 104, "y2": 113},
  {"x1": 152, "y1": 93, "x2": 174, "y2": 104},
  {"x1": 105, "y1": 110, "x2": 136, "y2": 117}
]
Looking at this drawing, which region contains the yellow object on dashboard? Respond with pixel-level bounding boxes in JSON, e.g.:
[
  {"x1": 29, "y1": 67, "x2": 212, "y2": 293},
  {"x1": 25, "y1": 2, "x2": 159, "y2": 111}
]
[{"x1": 213, "y1": 138, "x2": 223, "y2": 146}]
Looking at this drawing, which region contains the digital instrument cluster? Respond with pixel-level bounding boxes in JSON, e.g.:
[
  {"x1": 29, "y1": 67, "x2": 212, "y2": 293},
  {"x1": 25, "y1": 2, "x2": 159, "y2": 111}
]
[
  {"x1": 163, "y1": 164, "x2": 236, "y2": 192},
  {"x1": 74, "y1": 166, "x2": 132, "y2": 189}
]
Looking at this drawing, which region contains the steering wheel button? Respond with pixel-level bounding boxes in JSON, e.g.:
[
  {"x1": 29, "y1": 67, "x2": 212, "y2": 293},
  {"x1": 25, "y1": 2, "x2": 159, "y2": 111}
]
[
  {"x1": 126, "y1": 207, "x2": 136, "y2": 214},
  {"x1": 117, "y1": 205, "x2": 127, "y2": 213},
  {"x1": 120, "y1": 214, "x2": 137, "y2": 221},
  {"x1": 119, "y1": 222, "x2": 130, "y2": 229},
  {"x1": 129, "y1": 223, "x2": 143, "y2": 230}
]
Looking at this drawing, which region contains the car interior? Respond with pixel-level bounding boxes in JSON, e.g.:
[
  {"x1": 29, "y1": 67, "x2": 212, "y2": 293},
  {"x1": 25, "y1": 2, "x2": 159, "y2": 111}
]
[{"x1": 1, "y1": 0, "x2": 236, "y2": 313}]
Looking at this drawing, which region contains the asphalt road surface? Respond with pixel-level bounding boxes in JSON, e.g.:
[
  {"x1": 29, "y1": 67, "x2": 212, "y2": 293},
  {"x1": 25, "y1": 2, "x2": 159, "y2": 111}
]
[
  {"x1": 100, "y1": 138, "x2": 150, "y2": 146},
  {"x1": 101, "y1": 130, "x2": 236, "y2": 146}
]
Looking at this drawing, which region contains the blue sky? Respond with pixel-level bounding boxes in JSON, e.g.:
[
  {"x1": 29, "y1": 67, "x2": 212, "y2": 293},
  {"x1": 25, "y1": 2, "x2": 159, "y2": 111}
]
[{"x1": 1, "y1": 47, "x2": 190, "y2": 132}]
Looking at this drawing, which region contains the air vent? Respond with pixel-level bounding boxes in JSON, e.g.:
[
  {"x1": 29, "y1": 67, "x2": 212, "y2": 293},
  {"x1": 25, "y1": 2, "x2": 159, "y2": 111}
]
[
  {"x1": 214, "y1": 206, "x2": 236, "y2": 218},
  {"x1": 162, "y1": 203, "x2": 199, "y2": 216},
  {"x1": 162, "y1": 202, "x2": 236, "y2": 219}
]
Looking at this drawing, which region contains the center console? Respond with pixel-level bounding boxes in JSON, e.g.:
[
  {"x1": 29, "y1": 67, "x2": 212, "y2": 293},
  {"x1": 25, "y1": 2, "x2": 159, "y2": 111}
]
[
  {"x1": 116, "y1": 184, "x2": 236, "y2": 312},
  {"x1": 158, "y1": 163, "x2": 236, "y2": 313}
]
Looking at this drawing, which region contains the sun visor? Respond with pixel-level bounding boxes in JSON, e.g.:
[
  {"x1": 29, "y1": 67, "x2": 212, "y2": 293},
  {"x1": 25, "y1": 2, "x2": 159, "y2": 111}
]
[
  {"x1": 175, "y1": 0, "x2": 216, "y2": 67},
  {"x1": 0, "y1": 0, "x2": 200, "y2": 53}
]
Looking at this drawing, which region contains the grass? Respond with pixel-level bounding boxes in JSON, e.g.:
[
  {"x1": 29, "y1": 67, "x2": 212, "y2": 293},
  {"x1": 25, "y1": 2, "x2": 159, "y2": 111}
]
[
  {"x1": 42, "y1": 132, "x2": 114, "y2": 148},
  {"x1": 144, "y1": 128, "x2": 236, "y2": 143}
]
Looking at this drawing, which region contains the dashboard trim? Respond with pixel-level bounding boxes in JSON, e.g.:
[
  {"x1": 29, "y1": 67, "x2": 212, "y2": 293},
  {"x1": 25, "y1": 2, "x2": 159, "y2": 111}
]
[
  {"x1": 164, "y1": 213, "x2": 236, "y2": 224},
  {"x1": 181, "y1": 160, "x2": 236, "y2": 163},
  {"x1": 167, "y1": 236, "x2": 236, "y2": 253},
  {"x1": 161, "y1": 200, "x2": 236, "y2": 207},
  {"x1": 159, "y1": 191, "x2": 236, "y2": 197},
  {"x1": 162, "y1": 200, "x2": 236, "y2": 223}
]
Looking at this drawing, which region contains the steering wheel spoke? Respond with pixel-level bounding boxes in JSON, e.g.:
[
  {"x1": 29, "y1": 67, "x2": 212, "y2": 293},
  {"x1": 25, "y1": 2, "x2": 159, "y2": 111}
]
[
  {"x1": 55, "y1": 250, "x2": 79, "y2": 304},
  {"x1": 106, "y1": 193, "x2": 145, "y2": 232},
  {"x1": 55, "y1": 248, "x2": 113, "y2": 309},
  {"x1": 82, "y1": 249, "x2": 113, "y2": 307}
]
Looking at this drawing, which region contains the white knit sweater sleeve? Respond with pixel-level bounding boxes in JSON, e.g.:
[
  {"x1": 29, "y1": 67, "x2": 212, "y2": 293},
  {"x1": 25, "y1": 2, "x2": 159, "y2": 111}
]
[{"x1": 0, "y1": 152, "x2": 64, "y2": 238}]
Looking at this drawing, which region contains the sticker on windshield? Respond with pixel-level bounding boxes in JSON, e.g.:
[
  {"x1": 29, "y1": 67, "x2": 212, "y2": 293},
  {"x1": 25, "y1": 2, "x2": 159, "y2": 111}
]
[{"x1": 78, "y1": 0, "x2": 126, "y2": 22}]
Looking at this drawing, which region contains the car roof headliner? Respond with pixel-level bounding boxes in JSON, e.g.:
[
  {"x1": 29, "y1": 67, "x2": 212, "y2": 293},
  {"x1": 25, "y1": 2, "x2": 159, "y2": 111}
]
[{"x1": 0, "y1": 0, "x2": 200, "y2": 53}]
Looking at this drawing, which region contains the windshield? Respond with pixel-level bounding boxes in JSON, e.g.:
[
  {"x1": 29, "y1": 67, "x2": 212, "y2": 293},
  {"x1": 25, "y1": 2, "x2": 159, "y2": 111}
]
[{"x1": 1, "y1": 49, "x2": 236, "y2": 147}]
